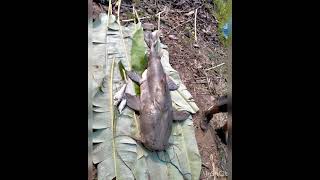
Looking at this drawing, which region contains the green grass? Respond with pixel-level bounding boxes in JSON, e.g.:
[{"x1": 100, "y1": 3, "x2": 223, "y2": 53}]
[
  {"x1": 210, "y1": 0, "x2": 232, "y2": 46},
  {"x1": 215, "y1": 0, "x2": 232, "y2": 46}
]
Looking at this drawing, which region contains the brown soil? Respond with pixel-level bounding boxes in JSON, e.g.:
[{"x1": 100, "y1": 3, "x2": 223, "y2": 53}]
[{"x1": 92, "y1": 1, "x2": 231, "y2": 179}]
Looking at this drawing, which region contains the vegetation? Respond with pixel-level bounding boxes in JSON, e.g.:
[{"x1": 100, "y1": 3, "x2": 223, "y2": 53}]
[{"x1": 207, "y1": 0, "x2": 232, "y2": 46}]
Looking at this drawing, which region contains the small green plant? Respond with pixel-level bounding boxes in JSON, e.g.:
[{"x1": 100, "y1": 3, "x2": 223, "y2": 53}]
[
  {"x1": 212, "y1": 0, "x2": 232, "y2": 46},
  {"x1": 204, "y1": 1, "x2": 231, "y2": 46}
]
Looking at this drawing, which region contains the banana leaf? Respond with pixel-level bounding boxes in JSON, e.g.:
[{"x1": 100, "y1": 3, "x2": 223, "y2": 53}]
[{"x1": 91, "y1": 13, "x2": 201, "y2": 180}]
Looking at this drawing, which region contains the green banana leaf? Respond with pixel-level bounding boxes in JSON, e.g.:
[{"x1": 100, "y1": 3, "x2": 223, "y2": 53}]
[
  {"x1": 91, "y1": 13, "x2": 201, "y2": 180},
  {"x1": 131, "y1": 23, "x2": 148, "y2": 75}
]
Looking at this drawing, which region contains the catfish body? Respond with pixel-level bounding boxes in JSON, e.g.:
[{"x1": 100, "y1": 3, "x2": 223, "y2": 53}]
[
  {"x1": 139, "y1": 51, "x2": 173, "y2": 151},
  {"x1": 125, "y1": 31, "x2": 189, "y2": 151}
]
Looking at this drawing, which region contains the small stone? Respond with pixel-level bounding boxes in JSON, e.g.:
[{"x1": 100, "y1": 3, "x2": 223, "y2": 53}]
[{"x1": 193, "y1": 44, "x2": 200, "y2": 48}]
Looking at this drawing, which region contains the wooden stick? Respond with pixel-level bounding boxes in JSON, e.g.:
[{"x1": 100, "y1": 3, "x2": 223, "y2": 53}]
[
  {"x1": 156, "y1": 8, "x2": 167, "y2": 30},
  {"x1": 122, "y1": 16, "x2": 149, "y2": 22},
  {"x1": 205, "y1": 63, "x2": 225, "y2": 71},
  {"x1": 133, "y1": 6, "x2": 141, "y2": 23},
  {"x1": 158, "y1": 11, "x2": 161, "y2": 30},
  {"x1": 194, "y1": 8, "x2": 198, "y2": 42}
]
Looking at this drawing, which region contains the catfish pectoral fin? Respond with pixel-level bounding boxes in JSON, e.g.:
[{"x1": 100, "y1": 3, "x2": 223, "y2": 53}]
[
  {"x1": 166, "y1": 75, "x2": 179, "y2": 91},
  {"x1": 127, "y1": 71, "x2": 142, "y2": 85},
  {"x1": 125, "y1": 93, "x2": 141, "y2": 112},
  {"x1": 172, "y1": 109, "x2": 190, "y2": 121}
]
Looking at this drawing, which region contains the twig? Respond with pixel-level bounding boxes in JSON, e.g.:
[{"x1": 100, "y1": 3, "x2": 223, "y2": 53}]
[
  {"x1": 116, "y1": 0, "x2": 121, "y2": 22},
  {"x1": 133, "y1": 6, "x2": 141, "y2": 23},
  {"x1": 205, "y1": 63, "x2": 225, "y2": 71},
  {"x1": 156, "y1": 7, "x2": 167, "y2": 30},
  {"x1": 194, "y1": 8, "x2": 198, "y2": 42},
  {"x1": 121, "y1": 16, "x2": 150, "y2": 22},
  {"x1": 133, "y1": 5, "x2": 136, "y2": 25},
  {"x1": 158, "y1": 11, "x2": 161, "y2": 30}
]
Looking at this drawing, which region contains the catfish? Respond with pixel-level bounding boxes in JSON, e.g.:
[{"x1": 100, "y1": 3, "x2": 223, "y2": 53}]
[{"x1": 124, "y1": 30, "x2": 190, "y2": 151}]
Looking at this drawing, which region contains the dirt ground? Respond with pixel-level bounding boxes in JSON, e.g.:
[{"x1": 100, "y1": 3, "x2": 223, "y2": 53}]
[{"x1": 92, "y1": 1, "x2": 231, "y2": 179}]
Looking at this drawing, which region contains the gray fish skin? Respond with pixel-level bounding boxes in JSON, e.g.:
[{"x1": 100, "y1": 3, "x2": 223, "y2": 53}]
[
  {"x1": 126, "y1": 31, "x2": 189, "y2": 151},
  {"x1": 139, "y1": 33, "x2": 173, "y2": 151}
]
